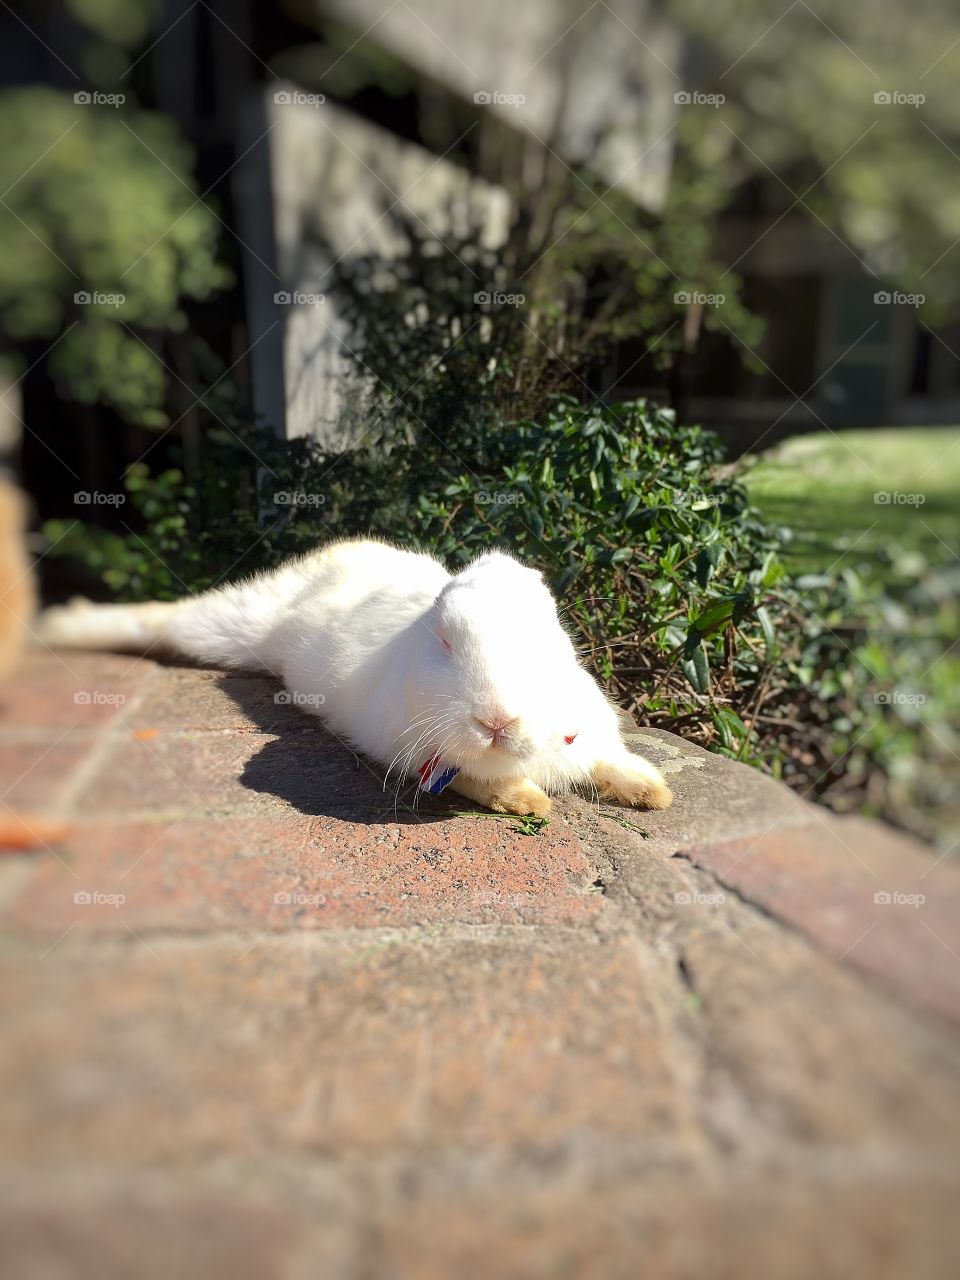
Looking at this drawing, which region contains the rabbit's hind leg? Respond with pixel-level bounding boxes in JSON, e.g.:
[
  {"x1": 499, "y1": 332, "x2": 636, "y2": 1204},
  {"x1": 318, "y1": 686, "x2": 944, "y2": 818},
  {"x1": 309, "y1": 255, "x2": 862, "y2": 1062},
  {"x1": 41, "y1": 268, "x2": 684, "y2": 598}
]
[{"x1": 590, "y1": 754, "x2": 673, "y2": 810}]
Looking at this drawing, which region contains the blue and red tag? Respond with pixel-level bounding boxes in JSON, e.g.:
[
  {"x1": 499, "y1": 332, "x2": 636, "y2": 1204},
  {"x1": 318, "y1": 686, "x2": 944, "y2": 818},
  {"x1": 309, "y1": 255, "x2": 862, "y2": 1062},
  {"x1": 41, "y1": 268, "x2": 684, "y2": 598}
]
[{"x1": 418, "y1": 753, "x2": 459, "y2": 796}]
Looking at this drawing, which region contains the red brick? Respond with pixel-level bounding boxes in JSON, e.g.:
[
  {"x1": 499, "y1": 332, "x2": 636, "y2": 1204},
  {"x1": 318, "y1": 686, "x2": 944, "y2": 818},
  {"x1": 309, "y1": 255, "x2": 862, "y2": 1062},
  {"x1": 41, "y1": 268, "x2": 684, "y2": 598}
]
[
  {"x1": 5, "y1": 808, "x2": 599, "y2": 932},
  {"x1": 675, "y1": 913, "x2": 960, "y2": 1147},
  {"x1": 2, "y1": 1176, "x2": 958, "y2": 1280},
  {"x1": 0, "y1": 651, "x2": 154, "y2": 730},
  {"x1": 0, "y1": 738, "x2": 92, "y2": 811},
  {"x1": 76, "y1": 730, "x2": 276, "y2": 816},
  {"x1": 0, "y1": 1199, "x2": 310, "y2": 1280},
  {"x1": 75, "y1": 722, "x2": 373, "y2": 819},
  {"x1": 677, "y1": 816, "x2": 960, "y2": 1021},
  {"x1": 372, "y1": 1177, "x2": 960, "y2": 1280},
  {"x1": 0, "y1": 936, "x2": 691, "y2": 1163},
  {"x1": 127, "y1": 665, "x2": 305, "y2": 734}
]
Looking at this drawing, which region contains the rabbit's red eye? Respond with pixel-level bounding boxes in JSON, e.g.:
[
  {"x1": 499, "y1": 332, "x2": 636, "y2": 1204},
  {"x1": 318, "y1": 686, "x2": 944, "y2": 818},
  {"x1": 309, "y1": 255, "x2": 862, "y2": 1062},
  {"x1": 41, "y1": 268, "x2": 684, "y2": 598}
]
[
  {"x1": 440, "y1": 636, "x2": 453, "y2": 654},
  {"x1": 564, "y1": 733, "x2": 577, "y2": 745}
]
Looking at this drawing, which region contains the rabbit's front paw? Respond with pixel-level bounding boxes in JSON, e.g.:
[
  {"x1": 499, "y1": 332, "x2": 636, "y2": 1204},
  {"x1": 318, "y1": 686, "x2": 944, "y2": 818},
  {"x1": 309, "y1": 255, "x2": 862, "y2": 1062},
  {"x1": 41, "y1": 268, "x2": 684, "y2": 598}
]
[
  {"x1": 491, "y1": 779, "x2": 552, "y2": 818},
  {"x1": 449, "y1": 772, "x2": 551, "y2": 817},
  {"x1": 591, "y1": 757, "x2": 672, "y2": 810}
]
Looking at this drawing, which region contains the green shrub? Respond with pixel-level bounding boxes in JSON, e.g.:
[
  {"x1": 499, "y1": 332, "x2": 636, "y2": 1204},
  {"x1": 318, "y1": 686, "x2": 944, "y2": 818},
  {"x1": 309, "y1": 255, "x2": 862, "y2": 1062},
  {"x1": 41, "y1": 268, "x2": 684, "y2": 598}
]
[{"x1": 45, "y1": 388, "x2": 958, "y2": 847}]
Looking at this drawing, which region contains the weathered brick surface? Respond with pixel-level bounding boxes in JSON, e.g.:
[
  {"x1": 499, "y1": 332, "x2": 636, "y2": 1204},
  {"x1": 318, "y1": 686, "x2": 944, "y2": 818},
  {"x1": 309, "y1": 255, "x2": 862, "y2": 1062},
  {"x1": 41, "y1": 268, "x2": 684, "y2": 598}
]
[
  {"x1": 673, "y1": 909, "x2": 960, "y2": 1151},
  {"x1": 77, "y1": 728, "x2": 290, "y2": 817},
  {"x1": 621, "y1": 725, "x2": 816, "y2": 843},
  {"x1": 127, "y1": 664, "x2": 309, "y2": 734},
  {"x1": 77, "y1": 717, "x2": 423, "y2": 821},
  {"x1": 0, "y1": 650, "x2": 153, "y2": 731},
  {"x1": 369, "y1": 1178, "x2": 960, "y2": 1280},
  {"x1": 1, "y1": 1175, "x2": 956, "y2": 1280},
  {"x1": 2, "y1": 653, "x2": 958, "y2": 1279},
  {"x1": 0, "y1": 737, "x2": 91, "y2": 810},
  {"x1": 0, "y1": 1198, "x2": 315, "y2": 1280},
  {"x1": 6, "y1": 809, "x2": 598, "y2": 931},
  {"x1": 0, "y1": 934, "x2": 695, "y2": 1165},
  {"x1": 678, "y1": 816, "x2": 960, "y2": 1020}
]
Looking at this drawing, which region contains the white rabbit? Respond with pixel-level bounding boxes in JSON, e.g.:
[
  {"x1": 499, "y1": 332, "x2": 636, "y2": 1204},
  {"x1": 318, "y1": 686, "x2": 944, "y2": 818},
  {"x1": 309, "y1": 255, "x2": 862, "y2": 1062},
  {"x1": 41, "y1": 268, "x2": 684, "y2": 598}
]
[{"x1": 38, "y1": 538, "x2": 672, "y2": 817}]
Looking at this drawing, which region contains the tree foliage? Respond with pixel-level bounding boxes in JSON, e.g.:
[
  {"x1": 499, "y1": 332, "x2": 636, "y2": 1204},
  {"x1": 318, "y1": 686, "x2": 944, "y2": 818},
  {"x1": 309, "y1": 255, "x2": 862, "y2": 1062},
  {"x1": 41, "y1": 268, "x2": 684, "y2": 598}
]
[
  {"x1": 0, "y1": 0, "x2": 227, "y2": 425},
  {"x1": 667, "y1": 0, "x2": 960, "y2": 319}
]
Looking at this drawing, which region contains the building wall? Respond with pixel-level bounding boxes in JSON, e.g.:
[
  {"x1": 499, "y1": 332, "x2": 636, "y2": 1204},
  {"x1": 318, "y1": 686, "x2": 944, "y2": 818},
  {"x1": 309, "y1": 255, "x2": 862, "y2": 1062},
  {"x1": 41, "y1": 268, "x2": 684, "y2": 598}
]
[
  {"x1": 314, "y1": 0, "x2": 680, "y2": 212},
  {"x1": 237, "y1": 90, "x2": 510, "y2": 442}
]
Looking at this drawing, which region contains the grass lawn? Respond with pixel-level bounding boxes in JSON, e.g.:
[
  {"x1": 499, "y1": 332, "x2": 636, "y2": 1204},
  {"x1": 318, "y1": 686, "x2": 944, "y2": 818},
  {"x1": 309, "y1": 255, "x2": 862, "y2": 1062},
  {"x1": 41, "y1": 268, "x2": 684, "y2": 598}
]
[
  {"x1": 743, "y1": 426, "x2": 959, "y2": 849},
  {"x1": 742, "y1": 427, "x2": 960, "y2": 577}
]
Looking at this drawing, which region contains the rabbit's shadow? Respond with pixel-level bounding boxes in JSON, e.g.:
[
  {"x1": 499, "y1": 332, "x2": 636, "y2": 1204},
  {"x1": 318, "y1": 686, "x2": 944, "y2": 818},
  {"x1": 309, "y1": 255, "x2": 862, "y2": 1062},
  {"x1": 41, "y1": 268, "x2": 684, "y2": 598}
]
[{"x1": 216, "y1": 670, "x2": 455, "y2": 827}]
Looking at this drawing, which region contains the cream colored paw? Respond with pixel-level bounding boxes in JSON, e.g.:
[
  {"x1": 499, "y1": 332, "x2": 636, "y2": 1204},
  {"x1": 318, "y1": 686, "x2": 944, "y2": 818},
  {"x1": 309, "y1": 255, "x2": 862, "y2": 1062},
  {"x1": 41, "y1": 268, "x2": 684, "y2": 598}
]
[
  {"x1": 489, "y1": 779, "x2": 552, "y2": 818},
  {"x1": 449, "y1": 772, "x2": 552, "y2": 817},
  {"x1": 591, "y1": 757, "x2": 673, "y2": 810}
]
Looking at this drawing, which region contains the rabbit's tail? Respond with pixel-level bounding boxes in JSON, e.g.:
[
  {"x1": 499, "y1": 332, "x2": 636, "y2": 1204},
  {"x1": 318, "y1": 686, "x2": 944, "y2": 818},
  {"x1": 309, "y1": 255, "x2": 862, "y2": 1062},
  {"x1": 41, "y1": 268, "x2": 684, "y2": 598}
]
[
  {"x1": 37, "y1": 574, "x2": 290, "y2": 673},
  {"x1": 37, "y1": 598, "x2": 184, "y2": 657}
]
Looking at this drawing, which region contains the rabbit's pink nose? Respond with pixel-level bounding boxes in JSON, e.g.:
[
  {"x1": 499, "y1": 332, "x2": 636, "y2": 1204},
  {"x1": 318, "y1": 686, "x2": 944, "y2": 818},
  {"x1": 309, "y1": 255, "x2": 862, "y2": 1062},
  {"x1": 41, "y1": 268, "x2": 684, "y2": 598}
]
[{"x1": 474, "y1": 714, "x2": 518, "y2": 742}]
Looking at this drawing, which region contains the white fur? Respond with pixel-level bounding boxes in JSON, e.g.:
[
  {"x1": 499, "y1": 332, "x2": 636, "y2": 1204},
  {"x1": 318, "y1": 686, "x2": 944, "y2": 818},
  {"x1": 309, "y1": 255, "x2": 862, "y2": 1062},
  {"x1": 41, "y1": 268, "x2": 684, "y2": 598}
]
[{"x1": 38, "y1": 539, "x2": 670, "y2": 806}]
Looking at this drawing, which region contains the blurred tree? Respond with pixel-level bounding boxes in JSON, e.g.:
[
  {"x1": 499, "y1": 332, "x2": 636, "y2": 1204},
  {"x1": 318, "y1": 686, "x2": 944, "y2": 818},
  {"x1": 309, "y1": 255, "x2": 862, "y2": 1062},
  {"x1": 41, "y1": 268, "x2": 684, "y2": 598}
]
[
  {"x1": 0, "y1": 0, "x2": 228, "y2": 426},
  {"x1": 491, "y1": 104, "x2": 765, "y2": 409},
  {"x1": 666, "y1": 0, "x2": 960, "y2": 320},
  {"x1": 64, "y1": 0, "x2": 162, "y2": 82}
]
